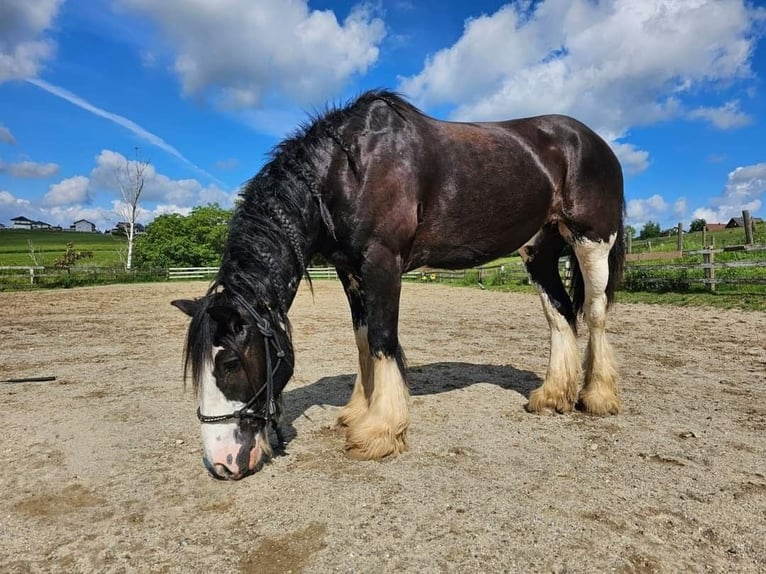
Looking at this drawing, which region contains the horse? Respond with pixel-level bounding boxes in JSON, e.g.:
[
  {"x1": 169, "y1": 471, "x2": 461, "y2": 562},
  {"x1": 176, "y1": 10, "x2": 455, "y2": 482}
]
[{"x1": 172, "y1": 90, "x2": 625, "y2": 480}]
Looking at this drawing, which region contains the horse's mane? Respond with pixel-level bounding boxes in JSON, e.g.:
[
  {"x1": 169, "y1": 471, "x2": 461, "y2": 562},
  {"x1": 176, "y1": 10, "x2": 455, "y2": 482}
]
[{"x1": 211, "y1": 90, "x2": 417, "y2": 314}]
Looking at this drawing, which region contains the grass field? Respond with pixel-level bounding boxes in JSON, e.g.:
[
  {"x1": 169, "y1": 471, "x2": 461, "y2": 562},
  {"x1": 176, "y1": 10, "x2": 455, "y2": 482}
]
[
  {"x1": 0, "y1": 229, "x2": 127, "y2": 266},
  {"x1": 630, "y1": 222, "x2": 766, "y2": 253}
]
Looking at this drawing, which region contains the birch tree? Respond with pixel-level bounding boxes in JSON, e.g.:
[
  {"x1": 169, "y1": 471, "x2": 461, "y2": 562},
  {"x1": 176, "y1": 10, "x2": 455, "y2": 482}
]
[{"x1": 115, "y1": 148, "x2": 149, "y2": 270}]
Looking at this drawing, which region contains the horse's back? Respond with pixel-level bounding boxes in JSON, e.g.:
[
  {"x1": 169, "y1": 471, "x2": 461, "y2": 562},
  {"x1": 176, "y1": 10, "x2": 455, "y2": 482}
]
[
  {"x1": 332, "y1": 99, "x2": 623, "y2": 271},
  {"x1": 399, "y1": 113, "x2": 618, "y2": 269}
]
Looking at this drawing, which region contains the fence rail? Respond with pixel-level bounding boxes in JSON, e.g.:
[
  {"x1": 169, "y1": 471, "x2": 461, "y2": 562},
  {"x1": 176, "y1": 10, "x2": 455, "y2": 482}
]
[
  {"x1": 0, "y1": 266, "x2": 44, "y2": 285},
  {"x1": 167, "y1": 267, "x2": 218, "y2": 280},
  {"x1": 2, "y1": 246, "x2": 763, "y2": 294}
]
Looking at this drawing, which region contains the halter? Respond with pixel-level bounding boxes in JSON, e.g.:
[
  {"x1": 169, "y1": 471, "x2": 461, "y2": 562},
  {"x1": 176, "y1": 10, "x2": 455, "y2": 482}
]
[{"x1": 196, "y1": 294, "x2": 288, "y2": 445}]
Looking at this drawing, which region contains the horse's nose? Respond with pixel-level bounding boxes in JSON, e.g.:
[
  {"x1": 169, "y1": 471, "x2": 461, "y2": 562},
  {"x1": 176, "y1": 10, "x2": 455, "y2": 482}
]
[{"x1": 203, "y1": 459, "x2": 246, "y2": 481}]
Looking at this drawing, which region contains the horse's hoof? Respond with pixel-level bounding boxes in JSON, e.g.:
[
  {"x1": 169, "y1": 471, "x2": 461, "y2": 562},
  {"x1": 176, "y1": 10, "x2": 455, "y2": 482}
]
[
  {"x1": 526, "y1": 388, "x2": 575, "y2": 414},
  {"x1": 577, "y1": 388, "x2": 621, "y2": 415},
  {"x1": 344, "y1": 425, "x2": 407, "y2": 460}
]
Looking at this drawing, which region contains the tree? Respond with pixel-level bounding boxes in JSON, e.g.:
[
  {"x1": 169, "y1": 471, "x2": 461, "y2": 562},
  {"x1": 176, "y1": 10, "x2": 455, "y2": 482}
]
[
  {"x1": 625, "y1": 225, "x2": 636, "y2": 239},
  {"x1": 133, "y1": 204, "x2": 232, "y2": 268},
  {"x1": 639, "y1": 220, "x2": 661, "y2": 240},
  {"x1": 115, "y1": 147, "x2": 149, "y2": 270},
  {"x1": 54, "y1": 242, "x2": 93, "y2": 272},
  {"x1": 690, "y1": 218, "x2": 706, "y2": 233}
]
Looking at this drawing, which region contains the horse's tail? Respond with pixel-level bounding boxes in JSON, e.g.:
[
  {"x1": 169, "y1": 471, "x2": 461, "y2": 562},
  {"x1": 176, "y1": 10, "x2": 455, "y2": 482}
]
[{"x1": 570, "y1": 215, "x2": 625, "y2": 316}]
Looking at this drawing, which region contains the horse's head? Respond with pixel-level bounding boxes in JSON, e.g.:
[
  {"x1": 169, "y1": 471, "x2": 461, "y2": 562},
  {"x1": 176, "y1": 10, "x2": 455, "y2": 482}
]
[{"x1": 172, "y1": 292, "x2": 293, "y2": 480}]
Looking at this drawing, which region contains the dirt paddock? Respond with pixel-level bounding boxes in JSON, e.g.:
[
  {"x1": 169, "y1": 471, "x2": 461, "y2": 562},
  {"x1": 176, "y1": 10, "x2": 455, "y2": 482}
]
[{"x1": 1, "y1": 281, "x2": 764, "y2": 573}]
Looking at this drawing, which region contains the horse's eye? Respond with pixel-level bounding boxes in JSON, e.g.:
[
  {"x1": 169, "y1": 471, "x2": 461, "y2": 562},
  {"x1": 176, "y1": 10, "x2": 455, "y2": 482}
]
[{"x1": 222, "y1": 358, "x2": 241, "y2": 373}]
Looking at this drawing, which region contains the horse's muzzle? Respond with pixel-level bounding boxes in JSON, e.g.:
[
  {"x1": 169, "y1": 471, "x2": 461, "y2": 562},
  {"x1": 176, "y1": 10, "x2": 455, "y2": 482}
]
[
  {"x1": 203, "y1": 443, "x2": 262, "y2": 480},
  {"x1": 200, "y1": 420, "x2": 266, "y2": 480}
]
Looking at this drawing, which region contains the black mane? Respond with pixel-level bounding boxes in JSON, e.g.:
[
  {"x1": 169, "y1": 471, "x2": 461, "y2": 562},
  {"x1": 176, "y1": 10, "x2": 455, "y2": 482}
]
[{"x1": 210, "y1": 89, "x2": 414, "y2": 314}]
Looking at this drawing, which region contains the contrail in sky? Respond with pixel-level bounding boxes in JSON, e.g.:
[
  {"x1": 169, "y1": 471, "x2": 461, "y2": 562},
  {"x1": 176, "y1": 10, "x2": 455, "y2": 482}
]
[{"x1": 26, "y1": 78, "x2": 227, "y2": 187}]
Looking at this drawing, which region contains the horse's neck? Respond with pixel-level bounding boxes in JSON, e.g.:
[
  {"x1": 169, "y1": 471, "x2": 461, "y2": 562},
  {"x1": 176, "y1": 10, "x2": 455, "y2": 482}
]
[{"x1": 228, "y1": 193, "x2": 324, "y2": 313}]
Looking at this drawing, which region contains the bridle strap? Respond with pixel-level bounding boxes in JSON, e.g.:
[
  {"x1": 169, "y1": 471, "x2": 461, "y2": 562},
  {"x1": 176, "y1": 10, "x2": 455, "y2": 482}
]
[{"x1": 196, "y1": 294, "x2": 290, "y2": 438}]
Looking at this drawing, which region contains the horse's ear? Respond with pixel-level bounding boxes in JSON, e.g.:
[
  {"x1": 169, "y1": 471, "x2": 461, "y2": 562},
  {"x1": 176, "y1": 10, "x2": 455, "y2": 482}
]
[
  {"x1": 171, "y1": 299, "x2": 199, "y2": 317},
  {"x1": 207, "y1": 304, "x2": 243, "y2": 330}
]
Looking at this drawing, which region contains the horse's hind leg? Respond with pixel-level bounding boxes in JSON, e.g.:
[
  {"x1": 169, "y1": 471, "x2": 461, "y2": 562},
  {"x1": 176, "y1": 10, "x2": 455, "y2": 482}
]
[
  {"x1": 336, "y1": 271, "x2": 373, "y2": 429},
  {"x1": 521, "y1": 225, "x2": 581, "y2": 413},
  {"x1": 570, "y1": 230, "x2": 621, "y2": 415}
]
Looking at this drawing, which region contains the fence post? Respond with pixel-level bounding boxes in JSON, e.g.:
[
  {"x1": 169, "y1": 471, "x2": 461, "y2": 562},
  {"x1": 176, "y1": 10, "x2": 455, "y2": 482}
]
[
  {"x1": 30, "y1": 267, "x2": 35, "y2": 285},
  {"x1": 677, "y1": 222, "x2": 683, "y2": 251},
  {"x1": 743, "y1": 210, "x2": 754, "y2": 245},
  {"x1": 703, "y1": 249, "x2": 715, "y2": 293},
  {"x1": 702, "y1": 226, "x2": 707, "y2": 248},
  {"x1": 626, "y1": 233, "x2": 632, "y2": 254}
]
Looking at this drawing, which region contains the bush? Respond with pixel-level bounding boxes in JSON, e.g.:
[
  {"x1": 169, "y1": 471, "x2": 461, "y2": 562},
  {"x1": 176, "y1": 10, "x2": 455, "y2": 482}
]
[{"x1": 623, "y1": 267, "x2": 691, "y2": 292}]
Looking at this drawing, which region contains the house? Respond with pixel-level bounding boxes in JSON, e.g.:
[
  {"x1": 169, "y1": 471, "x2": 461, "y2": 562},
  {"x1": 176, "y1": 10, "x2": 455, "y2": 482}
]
[
  {"x1": 704, "y1": 223, "x2": 727, "y2": 232},
  {"x1": 11, "y1": 216, "x2": 51, "y2": 230},
  {"x1": 726, "y1": 216, "x2": 764, "y2": 228},
  {"x1": 72, "y1": 219, "x2": 97, "y2": 232},
  {"x1": 111, "y1": 221, "x2": 145, "y2": 235}
]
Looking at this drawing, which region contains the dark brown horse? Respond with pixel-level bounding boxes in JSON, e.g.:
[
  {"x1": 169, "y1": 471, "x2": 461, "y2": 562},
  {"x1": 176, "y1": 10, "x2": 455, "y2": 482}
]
[{"x1": 172, "y1": 90, "x2": 625, "y2": 480}]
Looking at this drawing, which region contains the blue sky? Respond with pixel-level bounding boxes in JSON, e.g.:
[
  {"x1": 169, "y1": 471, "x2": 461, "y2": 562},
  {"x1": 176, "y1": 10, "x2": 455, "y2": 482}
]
[{"x1": 1, "y1": 0, "x2": 765, "y2": 232}]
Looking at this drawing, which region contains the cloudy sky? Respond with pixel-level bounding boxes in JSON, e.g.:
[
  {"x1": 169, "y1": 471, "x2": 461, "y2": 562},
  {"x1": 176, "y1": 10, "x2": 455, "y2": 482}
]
[{"x1": 1, "y1": 0, "x2": 765, "y2": 232}]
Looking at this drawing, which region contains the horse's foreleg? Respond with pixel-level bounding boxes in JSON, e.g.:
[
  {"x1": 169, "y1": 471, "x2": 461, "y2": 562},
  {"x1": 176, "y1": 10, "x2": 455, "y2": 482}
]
[
  {"x1": 336, "y1": 325, "x2": 373, "y2": 429},
  {"x1": 521, "y1": 228, "x2": 581, "y2": 413},
  {"x1": 345, "y1": 351, "x2": 409, "y2": 459},
  {"x1": 343, "y1": 246, "x2": 410, "y2": 460},
  {"x1": 573, "y1": 235, "x2": 621, "y2": 415},
  {"x1": 336, "y1": 271, "x2": 373, "y2": 429}
]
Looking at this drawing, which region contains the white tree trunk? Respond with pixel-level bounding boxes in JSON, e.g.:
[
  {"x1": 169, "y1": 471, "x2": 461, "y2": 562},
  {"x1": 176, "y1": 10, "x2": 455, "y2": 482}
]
[{"x1": 126, "y1": 222, "x2": 135, "y2": 270}]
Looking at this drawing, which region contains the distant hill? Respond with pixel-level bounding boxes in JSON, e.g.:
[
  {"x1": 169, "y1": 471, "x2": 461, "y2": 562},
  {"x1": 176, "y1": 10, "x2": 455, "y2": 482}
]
[{"x1": 0, "y1": 229, "x2": 127, "y2": 266}]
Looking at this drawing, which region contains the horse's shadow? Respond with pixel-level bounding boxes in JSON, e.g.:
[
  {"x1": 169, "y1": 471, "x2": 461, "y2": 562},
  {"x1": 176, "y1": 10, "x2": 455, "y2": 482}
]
[{"x1": 276, "y1": 362, "x2": 541, "y2": 449}]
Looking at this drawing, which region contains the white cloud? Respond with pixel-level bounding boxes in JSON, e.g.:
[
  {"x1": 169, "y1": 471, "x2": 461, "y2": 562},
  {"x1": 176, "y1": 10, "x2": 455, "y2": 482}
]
[
  {"x1": 399, "y1": 0, "x2": 759, "y2": 156},
  {"x1": 692, "y1": 162, "x2": 766, "y2": 223},
  {"x1": 41, "y1": 205, "x2": 118, "y2": 231},
  {"x1": 627, "y1": 193, "x2": 670, "y2": 226},
  {"x1": 609, "y1": 141, "x2": 650, "y2": 175},
  {"x1": 0, "y1": 189, "x2": 30, "y2": 208},
  {"x1": 687, "y1": 100, "x2": 752, "y2": 129},
  {"x1": 626, "y1": 195, "x2": 688, "y2": 229},
  {"x1": 42, "y1": 175, "x2": 91, "y2": 207},
  {"x1": 89, "y1": 150, "x2": 234, "y2": 208},
  {"x1": 0, "y1": 124, "x2": 16, "y2": 144},
  {"x1": 0, "y1": 0, "x2": 63, "y2": 82},
  {"x1": 119, "y1": 0, "x2": 386, "y2": 108},
  {"x1": 0, "y1": 159, "x2": 59, "y2": 178},
  {"x1": 0, "y1": 189, "x2": 33, "y2": 227}
]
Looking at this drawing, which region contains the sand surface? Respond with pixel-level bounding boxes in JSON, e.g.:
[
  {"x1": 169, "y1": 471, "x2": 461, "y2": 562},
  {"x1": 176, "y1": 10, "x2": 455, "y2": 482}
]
[{"x1": 1, "y1": 281, "x2": 764, "y2": 573}]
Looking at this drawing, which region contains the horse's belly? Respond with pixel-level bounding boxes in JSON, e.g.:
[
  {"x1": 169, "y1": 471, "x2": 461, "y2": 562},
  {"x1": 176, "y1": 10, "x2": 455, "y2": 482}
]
[{"x1": 407, "y1": 200, "x2": 546, "y2": 270}]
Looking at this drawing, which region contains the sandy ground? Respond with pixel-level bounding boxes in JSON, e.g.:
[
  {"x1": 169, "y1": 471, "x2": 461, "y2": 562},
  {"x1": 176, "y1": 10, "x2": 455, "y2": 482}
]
[{"x1": 0, "y1": 281, "x2": 764, "y2": 574}]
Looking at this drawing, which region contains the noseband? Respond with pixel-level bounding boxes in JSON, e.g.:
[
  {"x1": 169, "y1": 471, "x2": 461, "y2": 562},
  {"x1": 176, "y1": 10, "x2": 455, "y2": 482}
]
[{"x1": 196, "y1": 295, "x2": 288, "y2": 444}]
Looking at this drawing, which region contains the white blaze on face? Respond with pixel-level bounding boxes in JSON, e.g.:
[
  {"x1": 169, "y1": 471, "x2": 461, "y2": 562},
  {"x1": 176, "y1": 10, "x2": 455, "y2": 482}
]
[{"x1": 198, "y1": 347, "x2": 252, "y2": 476}]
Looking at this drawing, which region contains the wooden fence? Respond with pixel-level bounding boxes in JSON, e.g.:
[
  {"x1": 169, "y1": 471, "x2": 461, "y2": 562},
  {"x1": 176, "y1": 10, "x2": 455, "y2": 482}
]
[
  {"x1": 2, "y1": 248, "x2": 763, "y2": 294},
  {"x1": 0, "y1": 265, "x2": 166, "y2": 288},
  {"x1": 624, "y1": 246, "x2": 766, "y2": 292},
  {"x1": 0, "y1": 266, "x2": 44, "y2": 285},
  {"x1": 167, "y1": 267, "x2": 218, "y2": 280}
]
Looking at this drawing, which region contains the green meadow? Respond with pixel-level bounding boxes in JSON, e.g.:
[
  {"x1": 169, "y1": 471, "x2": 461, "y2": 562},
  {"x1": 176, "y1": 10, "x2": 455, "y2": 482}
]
[{"x1": 0, "y1": 229, "x2": 127, "y2": 266}]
